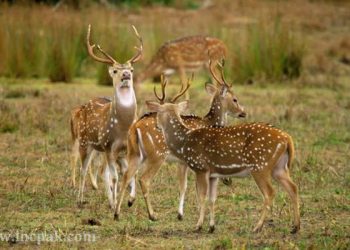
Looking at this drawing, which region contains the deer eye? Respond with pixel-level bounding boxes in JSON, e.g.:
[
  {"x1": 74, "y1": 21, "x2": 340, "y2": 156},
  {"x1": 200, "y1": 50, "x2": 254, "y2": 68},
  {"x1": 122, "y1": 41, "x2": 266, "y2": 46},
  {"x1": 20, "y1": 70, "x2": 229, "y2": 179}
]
[
  {"x1": 131, "y1": 69, "x2": 134, "y2": 73},
  {"x1": 233, "y1": 98, "x2": 238, "y2": 103},
  {"x1": 113, "y1": 69, "x2": 118, "y2": 74}
]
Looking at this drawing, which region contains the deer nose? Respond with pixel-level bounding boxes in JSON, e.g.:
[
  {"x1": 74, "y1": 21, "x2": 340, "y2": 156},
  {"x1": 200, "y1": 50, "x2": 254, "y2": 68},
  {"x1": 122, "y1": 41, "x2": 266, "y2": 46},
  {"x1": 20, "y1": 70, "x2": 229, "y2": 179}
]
[
  {"x1": 238, "y1": 106, "x2": 246, "y2": 118},
  {"x1": 122, "y1": 71, "x2": 131, "y2": 79},
  {"x1": 238, "y1": 112, "x2": 247, "y2": 118}
]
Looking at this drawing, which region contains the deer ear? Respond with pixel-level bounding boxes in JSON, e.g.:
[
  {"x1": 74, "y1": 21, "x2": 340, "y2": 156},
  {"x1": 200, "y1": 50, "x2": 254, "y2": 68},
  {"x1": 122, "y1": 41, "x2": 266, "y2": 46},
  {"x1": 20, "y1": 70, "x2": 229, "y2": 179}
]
[
  {"x1": 177, "y1": 100, "x2": 189, "y2": 113},
  {"x1": 146, "y1": 101, "x2": 161, "y2": 112},
  {"x1": 205, "y1": 82, "x2": 217, "y2": 96}
]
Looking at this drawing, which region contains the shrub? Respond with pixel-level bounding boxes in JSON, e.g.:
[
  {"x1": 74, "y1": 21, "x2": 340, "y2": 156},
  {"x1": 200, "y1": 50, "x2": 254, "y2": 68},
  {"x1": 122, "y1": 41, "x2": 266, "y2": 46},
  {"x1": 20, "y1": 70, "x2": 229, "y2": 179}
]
[
  {"x1": 47, "y1": 18, "x2": 86, "y2": 83},
  {"x1": 230, "y1": 18, "x2": 304, "y2": 84}
]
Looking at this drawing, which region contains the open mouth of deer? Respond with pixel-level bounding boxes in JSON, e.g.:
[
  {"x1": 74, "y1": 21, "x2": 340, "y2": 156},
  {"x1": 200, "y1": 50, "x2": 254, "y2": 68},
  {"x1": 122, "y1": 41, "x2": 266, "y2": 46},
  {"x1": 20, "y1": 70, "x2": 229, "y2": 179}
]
[{"x1": 120, "y1": 76, "x2": 131, "y2": 88}]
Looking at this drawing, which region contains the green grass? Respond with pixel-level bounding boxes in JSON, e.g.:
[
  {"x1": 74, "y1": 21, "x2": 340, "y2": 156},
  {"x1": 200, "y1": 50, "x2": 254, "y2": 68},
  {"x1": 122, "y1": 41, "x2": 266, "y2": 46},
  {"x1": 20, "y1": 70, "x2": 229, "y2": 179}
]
[
  {"x1": 0, "y1": 4, "x2": 306, "y2": 85},
  {"x1": 0, "y1": 77, "x2": 349, "y2": 248},
  {"x1": 228, "y1": 18, "x2": 304, "y2": 84}
]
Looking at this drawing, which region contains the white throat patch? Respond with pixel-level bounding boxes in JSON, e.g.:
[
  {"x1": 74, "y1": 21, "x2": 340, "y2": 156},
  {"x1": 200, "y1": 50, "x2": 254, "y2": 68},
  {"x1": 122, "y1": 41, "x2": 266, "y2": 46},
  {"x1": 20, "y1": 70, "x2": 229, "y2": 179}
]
[{"x1": 116, "y1": 84, "x2": 135, "y2": 107}]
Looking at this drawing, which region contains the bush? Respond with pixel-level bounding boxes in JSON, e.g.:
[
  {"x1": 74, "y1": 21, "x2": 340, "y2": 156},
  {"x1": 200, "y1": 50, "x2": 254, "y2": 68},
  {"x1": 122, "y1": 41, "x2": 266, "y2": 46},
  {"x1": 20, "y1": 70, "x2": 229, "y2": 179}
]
[
  {"x1": 0, "y1": 5, "x2": 305, "y2": 84},
  {"x1": 230, "y1": 18, "x2": 304, "y2": 84},
  {"x1": 48, "y1": 22, "x2": 85, "y2": 83}
]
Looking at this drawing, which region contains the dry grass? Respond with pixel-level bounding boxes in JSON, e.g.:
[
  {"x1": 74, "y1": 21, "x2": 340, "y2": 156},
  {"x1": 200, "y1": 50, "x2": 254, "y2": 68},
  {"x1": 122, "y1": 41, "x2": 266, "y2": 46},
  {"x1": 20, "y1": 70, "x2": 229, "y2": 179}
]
[{"x1": 0, "y1": 76, "x2": 349, "y2": 248}]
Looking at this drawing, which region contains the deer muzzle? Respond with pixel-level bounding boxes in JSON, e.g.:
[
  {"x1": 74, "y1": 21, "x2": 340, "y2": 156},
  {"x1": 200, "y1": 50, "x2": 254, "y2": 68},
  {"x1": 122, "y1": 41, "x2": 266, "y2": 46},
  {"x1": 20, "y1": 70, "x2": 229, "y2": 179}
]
[{"x1": 238, "y1": 112, "x2": 247, "y2": 118}]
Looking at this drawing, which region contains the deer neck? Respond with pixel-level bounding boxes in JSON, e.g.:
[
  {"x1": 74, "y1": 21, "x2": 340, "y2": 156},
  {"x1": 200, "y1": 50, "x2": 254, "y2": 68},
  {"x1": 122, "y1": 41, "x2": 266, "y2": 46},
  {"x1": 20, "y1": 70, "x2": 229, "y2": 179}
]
[
  {"x1": 204, "y1": 97, "x2": 226, "y2": 127},
  {"x1": 136, "y1": 59, "x2": 164, "y2": 83},
  {"x1": 111, "y1": 82, "x2": 137, "y2": 128},
  {"x1": 161, "y1": 112, "x2": 190, "y2": 156}
]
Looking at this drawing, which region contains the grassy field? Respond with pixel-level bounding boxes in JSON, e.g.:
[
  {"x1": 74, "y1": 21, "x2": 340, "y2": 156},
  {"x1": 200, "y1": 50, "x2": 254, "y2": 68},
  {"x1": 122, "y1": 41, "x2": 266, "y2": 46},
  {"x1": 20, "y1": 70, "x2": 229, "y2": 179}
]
[
  {"x1": 0, "y1": 76, "x2": 349, "y2": 249},
  {"x1": 0, "y1": 0, "x2": 350, "y2": 248}
]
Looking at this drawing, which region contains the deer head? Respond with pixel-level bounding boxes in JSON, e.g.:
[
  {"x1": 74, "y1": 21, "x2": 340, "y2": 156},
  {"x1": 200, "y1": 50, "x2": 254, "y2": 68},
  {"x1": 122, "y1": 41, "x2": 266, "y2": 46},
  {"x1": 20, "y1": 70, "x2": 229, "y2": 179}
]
[
  {"x1": 207, "y1": 59, "x2": 246, "y2": 119},
  {"x1": 146, "y1": 76, "x2": 191, "y2": 132},
  {"x1": 87, "y1": 24, "x2": 143, "y2": 106}
]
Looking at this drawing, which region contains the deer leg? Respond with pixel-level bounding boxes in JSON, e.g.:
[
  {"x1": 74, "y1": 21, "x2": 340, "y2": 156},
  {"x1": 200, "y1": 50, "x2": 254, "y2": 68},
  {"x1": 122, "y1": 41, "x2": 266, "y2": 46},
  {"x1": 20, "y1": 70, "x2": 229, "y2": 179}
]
[
  {"x1": 178, "y1": 67, "x2": 189, "y2": 100},
  {"x1": 139, "y1": 159, "x2": 164, "y2": 221},
  {"x1": 106, "y1": 151, "x2": 119, "y2": 209},
  {"x1": 117, "y1": 157, "x2": 136, "y2": 206},
  {"x1": 89, "y1": 152, "x2": 104, "y2": 190},
  {"x1": 208, "y1": 177, "x2": 218, "y2": 233},
  {"x1": 102, "y1": 162, "x2": 114, "y2": 209},
  {"x1": 177, "y1": 164, "x2": 189, "y2": 220},
  {"x1": 273, "y1": 165, "x2": 300, "y2": 234},
  {"x1": 77, "y1": 147, "x2": 94, "y2": 205},
  {"x1": 251, "y1": 173, "x2": 275, "y2": 233},
  {"x1": 195, "y1": 171, "x2": 209, "y2": 231},
  {"x1": 114, "y1": 155, "x2": 139, "y2": 220},
  {"x1": 88, "y1": 167, "x2": 98, "y2": 190},
  {"x1": 70, "y1": 139, "x2": 79, "y2": 188}
]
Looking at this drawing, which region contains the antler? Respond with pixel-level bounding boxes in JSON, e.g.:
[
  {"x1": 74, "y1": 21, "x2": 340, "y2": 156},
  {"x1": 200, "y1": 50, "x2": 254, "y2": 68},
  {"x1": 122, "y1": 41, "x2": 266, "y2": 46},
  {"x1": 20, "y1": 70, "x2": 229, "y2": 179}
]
[
  {"x1": 209, "y1": 59, "x2": 223, "y2": 86},
  {"x1": 218, "y1": 59, "x2": 232, "y2": 88},
  {"x1": 127, "y1": 25, "x2": 143, "y2": 64},
  {"x1": 153, "y1": 75, "x2": 167, "y2": 104},
  {"x1": 171, "y1": 74, "x2": 192, "y2": 103},
  {"x1": 209, "y1": 59, "x2": 232, "y2": 89},
  {"x1": 86, "y1": 24, "x2": 119, "y2": 65}
]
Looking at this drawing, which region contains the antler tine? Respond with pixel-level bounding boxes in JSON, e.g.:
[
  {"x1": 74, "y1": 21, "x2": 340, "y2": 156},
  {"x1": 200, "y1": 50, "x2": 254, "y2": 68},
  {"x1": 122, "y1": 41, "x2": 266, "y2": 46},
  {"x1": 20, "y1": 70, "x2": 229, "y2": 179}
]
[
  {"x1": 171, "y1": 73, "x2": 192, "y2": 103},
  {"x1": 86, "y1": 24, "x2": 117, "y2": 65},
  {"x1": 128, "y1": 25, "x2": 143, "y2": 64},
  {"x1": 209, "y1": 59, "x2": 224, "y2": 86},
  {"x1": 218, "y1": 58, "x2": 232, "y2": 88},
  {"x1": 96, "y1": 45, "x2": 118, "y2": 65},
  {"x1": 153, "y1": 74, "x2": 167, "y2": 104}
]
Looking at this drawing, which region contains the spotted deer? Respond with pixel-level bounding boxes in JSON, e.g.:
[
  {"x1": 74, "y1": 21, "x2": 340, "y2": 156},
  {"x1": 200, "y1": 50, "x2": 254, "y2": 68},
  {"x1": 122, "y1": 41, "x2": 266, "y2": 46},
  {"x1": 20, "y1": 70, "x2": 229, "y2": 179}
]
[
  {"x1": 135, "y1": 35, "x2": 227, "y2": 98},
  {"x1": 70, "y1": 24, "x2": 143, "y2": 209},
  {"x1": 144, "y1": 79, "x2": 300, "y2": 234},
  {"x1": 114, "y1": 62, "x2": 246, "y2": 221}
]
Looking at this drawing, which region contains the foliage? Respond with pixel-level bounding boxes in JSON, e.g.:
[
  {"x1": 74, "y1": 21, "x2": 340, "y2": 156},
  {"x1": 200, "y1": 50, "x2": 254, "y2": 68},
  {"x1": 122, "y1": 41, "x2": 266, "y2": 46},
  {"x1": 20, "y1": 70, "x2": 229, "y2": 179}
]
[
  {"x1": 0, "y1": 5, "x2": 306, "y2": 84},
  {"x1": 229, "y1": 18, "x2": 304, "y2": 84}
]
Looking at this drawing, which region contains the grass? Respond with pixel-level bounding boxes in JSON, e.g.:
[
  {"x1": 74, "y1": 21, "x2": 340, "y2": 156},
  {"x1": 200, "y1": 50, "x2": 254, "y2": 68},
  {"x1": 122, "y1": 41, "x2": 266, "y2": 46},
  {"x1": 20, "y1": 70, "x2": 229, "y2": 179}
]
[
  {"x1": 229, "y1": 18, "x2": 304, "y2": 83},
  {"x1": 0, "y1": 2, "x2": 320, "y2": 84},
  {"x1": 0, "y1": 0, "x2": 349, "y2": 248},
  {"x1": 0, "y1": 76, "x2": 349, "y2": 248},
  {"x1": 1, "y1": 1, "x2": 349, "y2": 85}
]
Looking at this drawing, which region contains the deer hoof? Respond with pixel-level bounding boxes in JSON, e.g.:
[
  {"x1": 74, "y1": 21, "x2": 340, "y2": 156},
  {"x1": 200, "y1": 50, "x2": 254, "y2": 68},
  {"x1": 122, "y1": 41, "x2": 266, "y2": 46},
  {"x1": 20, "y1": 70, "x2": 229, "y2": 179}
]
[
  {"x1": 253, "y1": 225, "x2": 263, "y2": 233},
  {"x1": 195, "y1": 226, "x2": 202, "y2": 233},
  {"x1": 266, "y1": 219, "x2": 275, "y2": 227},
  {"x1": 149, "y1": 214, "x2": 158, "y2": 221},
  {"x1": 128, "y1": 200, "x2": 134, "y2": 207},
  {"x1": 290, "y1": 225, "x2": 300, "y2": 234},
  {"x1": 209, "y1": 225, "x2": 215, "y2": 233},
  {"x1": 77, "y1": 201, "x2": 87, "y2": 208},
  {"x1": 177, "y1": 213, "x2": 183, "y2": 221},
  {"x1": 114, "y1": 213, "x2": 119, "y2": 221}
]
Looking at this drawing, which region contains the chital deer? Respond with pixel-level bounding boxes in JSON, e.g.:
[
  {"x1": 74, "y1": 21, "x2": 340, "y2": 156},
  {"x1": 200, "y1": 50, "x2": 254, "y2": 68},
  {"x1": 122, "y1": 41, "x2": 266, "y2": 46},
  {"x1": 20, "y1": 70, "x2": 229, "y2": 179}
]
[
  {"x1": 114, "y1": 62, "x2": 246, "y2": 221},
  {"x1": 145, "y1": 79, "x2": 300, "y2": 234},
  {"x1": 70, "y1": 24, "x2": 143, "y2": 209},
  {"x1": 135, "y1": 35, "x2": 227, "y2": 98}
]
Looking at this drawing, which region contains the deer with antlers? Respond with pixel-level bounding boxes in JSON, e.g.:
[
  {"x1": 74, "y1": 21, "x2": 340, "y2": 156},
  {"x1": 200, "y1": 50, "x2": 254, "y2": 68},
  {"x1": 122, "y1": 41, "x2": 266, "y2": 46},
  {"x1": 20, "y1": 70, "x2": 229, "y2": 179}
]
[
  {"x1": 70, "y1": 24, "x2": 143, "y2": 209},
  {"x1": 114, "y1": 61, "x2": 246, "y2": 221},
  {"x1": 144, "y1": 78, "x2": 300, "y2": 234},
  {"x1": 134, "y1": 35, "x2": 227, "y2": 98}
]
